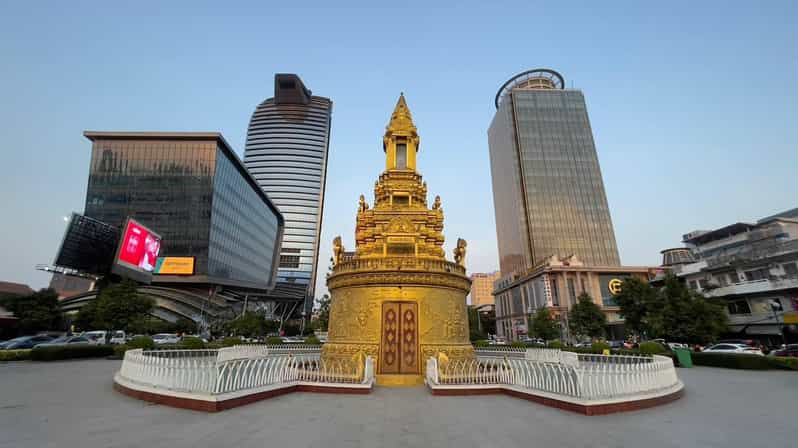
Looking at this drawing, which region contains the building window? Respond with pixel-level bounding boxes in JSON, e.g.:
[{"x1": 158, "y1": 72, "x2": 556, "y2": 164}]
[
  {"x1": 396, "y1": 143, "x2": 407, "y2": 169},
  {"x1": 698, "y1": 278, "x2": 709, "y2": 289},
  {"x1": 728, "y1": 271, "x2": 740, "y2": 284},
  {"x1": 392, "y1": 195, "x2": 409, "y2": 206},
  {"x1": 727, "y1": 300, "x2": 751, "y2": 315},
  {"x1": 551, "y1": 279, "x2": 560, "y2": 306},
  {"x1": 279, "y1": 255, "x2": 300, "y2": 269},
  {"x1": 744, "y1": 268, "x2": 770, "y2": 281},
  {"x1": 567, "y1": 278, "x2": 577, "y2": 305},
  {"x1": 784, "y1": 262, "x2": 798, "y2": 277},
  {"x1": 689, "y1": 280, "x2": 698, "y2": 290}
]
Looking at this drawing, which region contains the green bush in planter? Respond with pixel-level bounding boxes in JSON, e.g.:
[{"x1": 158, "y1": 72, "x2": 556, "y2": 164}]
[
  {"x1": 546, "y1": 340, "x2": 563, "y2": 349},
  {"x1": 304, "y1": 335, "x2": 321, "y2": 345},
  {"x1": 691, "y1": 352, "x2": 772, "y2": 370},
  {"x1": 180, "y1": 336, "x2": 206, "y2": 349},
  {"x1": 473, "y1": 340, "x2": 489, "y2": 348},
  {"x1": 128, "y1": 336, "x2": 155, "y2": 350},
  {"x1": 639, "y1": 341, "x2": 667, "y2": 355},
  {"x1": 221, "y1": 336, "x2": 243, "y2": 347},
  {"x1": 30, "y1": 345, "x2": 114, "y2": 361},
  {"x1": 266, "y1": 336, "x2": 284, "y2": 345},
  {"x1": 509, "y1": 341, "x2": 526, "y2": 348},
  {"x1": 591, "y1": 341, "x2": 610, "y2": 353},
  {"x1": 0, "y1": 349, "x2": 31, "y2": 361},
  {"x1": 768, "y1": 356, "x2": 798, "y2": 370}
]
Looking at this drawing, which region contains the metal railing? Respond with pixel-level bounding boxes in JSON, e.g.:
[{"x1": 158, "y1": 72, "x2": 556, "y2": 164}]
[
  {"x1": 118, "y1": 346, "x2": 373, "y2": 396},
  {"x1": 426, "y1": 351, "x2": 680, "y2": 401}
]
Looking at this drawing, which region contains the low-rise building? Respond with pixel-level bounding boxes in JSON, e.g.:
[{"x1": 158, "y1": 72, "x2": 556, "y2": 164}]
[
  {"x1": 493, "y1": 255, "x2": 655, "y2": 342},
  {"x1": 663, "y1": 209, "x2": 798, "y2": 344}
]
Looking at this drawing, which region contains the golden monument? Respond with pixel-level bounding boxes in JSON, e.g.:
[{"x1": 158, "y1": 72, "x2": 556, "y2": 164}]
[{"x1": 322, "y1": 94, "x2": 473, "y2": 386}]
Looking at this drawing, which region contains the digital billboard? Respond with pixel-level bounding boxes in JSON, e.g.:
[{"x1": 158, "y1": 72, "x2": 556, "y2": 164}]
[
  {"x1": 154, "y1": 257, "x2": 195, "y2": 275},
  {"x1": 53, "y1": 213, "x2": 120, "y2": 274},
  {"x1": 111, "y1": 218, "x2": 162, "y2": 283}
]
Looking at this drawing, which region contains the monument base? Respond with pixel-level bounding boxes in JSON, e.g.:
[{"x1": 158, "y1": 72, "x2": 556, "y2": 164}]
[{"x1": 376, "y1": 374, "x2": 425, "y2": 387}]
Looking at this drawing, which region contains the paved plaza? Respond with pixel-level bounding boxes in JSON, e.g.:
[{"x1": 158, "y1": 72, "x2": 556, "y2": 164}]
[{"x1": 0, "y1": 359, "x2": 795, "y2": 448}]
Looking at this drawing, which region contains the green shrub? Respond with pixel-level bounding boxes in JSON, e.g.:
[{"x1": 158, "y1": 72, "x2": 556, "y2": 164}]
[
  {"x1": 221, "y1": 336, "x2": 243, "y2": 347},
  {"x1": 266, "y1": 336, "x2": 284, "y2": 345},
  {"x1": 591, "y1": 341, "x2": 610, "y2": 353},
  {"x1": 304, "y1": 335, "x2": 321, "y2": 345},
  {"x1": 129, "y1": 336, "x2": 154, "y2": 349},
  {"x1": 639, "y1": 341, "x2": 667, "y2": 355},
  {"x1": 769, "y1": 356, "x2": 798, "y2": 370},
  {"x1": 30, "y1": 345, "x2": 114, "y2": 361},
  {"x1": 180, "y1": 336, "x2": 206, "y2": 349},
  {"x1": 691, "y1": 352, "x2": 772, "y2": 370},
  {"x1": 546, "y1": 340, "x2": 563, "y2": 349},
  {"x1": 0, "y1": 349, "x2": 31, "y2": 361},
  {"x1": 509, "y1": 341, "x2": 526, "y2": 348},
  {"x1": 473, "y1": 340, "x2": 489, "y2": 348}
]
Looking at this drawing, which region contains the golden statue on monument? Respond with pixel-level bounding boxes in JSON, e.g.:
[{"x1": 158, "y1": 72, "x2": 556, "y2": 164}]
[{"x1": 322, "y1": 94, "x2": 473, "y2": 386}]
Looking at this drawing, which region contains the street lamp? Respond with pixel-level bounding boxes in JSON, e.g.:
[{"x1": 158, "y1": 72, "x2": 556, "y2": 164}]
[{"x1": 769, "y1": 299, "x2": 784, "y2": 346}]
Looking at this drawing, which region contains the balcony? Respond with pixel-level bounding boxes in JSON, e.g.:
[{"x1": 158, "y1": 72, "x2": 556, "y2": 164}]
[{"x1": 704, "y1": 276, "x2": 798, "y2": 297}]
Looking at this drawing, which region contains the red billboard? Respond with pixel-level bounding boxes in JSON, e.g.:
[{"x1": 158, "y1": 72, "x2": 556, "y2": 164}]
[{"x1": 112, "y1": 218, "x2": 161, "y2": 282}]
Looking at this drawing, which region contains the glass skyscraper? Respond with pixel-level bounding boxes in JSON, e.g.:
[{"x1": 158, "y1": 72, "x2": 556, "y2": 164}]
[
  {"x1": 83, "y1": 132, "x2": 284, "y2": 290},
  {"x1": 243, "y1": 74, "x2": 332, "y2": 315},
  {"x1": 488, "y1": 69, "x2": 621, "y2": 275}
]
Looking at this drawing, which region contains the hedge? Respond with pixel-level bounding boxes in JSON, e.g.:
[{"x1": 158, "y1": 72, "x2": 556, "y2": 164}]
[
  {"x1": 30, "y1": 345, "x2": 115, "y2": 361},
  {"x1": 639, "y1": 342, "x2": 668, "y2": 355},
  {"x1": 180, "y1": 336, "x2": 206, "y2": 349},
  {"x1": 0, "y1": 349, "x2": 31, "y2": 361},
  {"x1": 690, "y1": 352, "x2": 798, "y2": 370},
  {"x1": 304, "y1": 335, "x2": 321, "y2": 346}
]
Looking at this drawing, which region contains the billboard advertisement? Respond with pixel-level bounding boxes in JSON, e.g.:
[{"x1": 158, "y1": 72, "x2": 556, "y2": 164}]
[
  {"x1": 111, "y1": 218, "x2": 161, "y2": 283},
  {"x1": 154, "y1": 257, "x2": 195, "y2": 275},
  {"x1": 53, "y1": 213, "x2": 120, "y2": 274}
]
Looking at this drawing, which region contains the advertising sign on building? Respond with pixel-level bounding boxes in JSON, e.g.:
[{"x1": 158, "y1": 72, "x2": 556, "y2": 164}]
[
  {"x1": 599, "y1": 273, "x2": 631, "y2": 306},
  {"x1": 111, "y1": 218, "x2": 161, "y2": 283},
  {"x1": 154, "y1": 257, "x2": 195, "y2": 275}
]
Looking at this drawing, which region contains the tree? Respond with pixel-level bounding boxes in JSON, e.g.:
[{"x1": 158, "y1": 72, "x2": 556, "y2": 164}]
[
  {"x1": 0, "y1": 288, "x2": 62, "y2": 334},
  {"x1": 227, "y1": 311, "x2": 266, "y2": 338},
  {"x1": 314, "y1": 294, "x2": 331, "y2": 331},
  {"x1": 468, "y1": 306, "x2": 487, "y2": 341},
  {"x1": 648, "y1": 275, "x2": 727, "y2": 344},
  {"x1": 530, "y1": 307, "x2": 560, "y2": 341},
  {"x1": 478, "y1": 307, "x2": 496, "y2": 337},
  {"x1": 75, "y1": 280, "x2": 154, "y2": 332},
  {"x1": 568, "y1": 293, "x2": 607, "y2": 340},
  {"x1": 612, "y1": 277, "x2": 661, "y2": 337}
]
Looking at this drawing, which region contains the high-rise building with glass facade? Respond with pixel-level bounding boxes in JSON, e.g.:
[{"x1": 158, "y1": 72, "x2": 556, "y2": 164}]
[
  {"x1": 488, "y1": 69, "x2": 621, "y2": 276},
  {"x1": 244, "y1": 74, "x2": 332, "y2": 315},
  {"x1": 83, "y1": 132, "x2": 284, "y2": 291}
]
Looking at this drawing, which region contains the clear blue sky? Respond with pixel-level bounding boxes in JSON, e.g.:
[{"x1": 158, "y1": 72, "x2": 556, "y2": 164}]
[{"x1": 1, "y1": 1, "x2": 796, "y2": 296}]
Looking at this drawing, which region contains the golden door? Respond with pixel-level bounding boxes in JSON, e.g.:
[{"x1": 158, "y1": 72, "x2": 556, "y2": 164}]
[{"x1": 379, "y1": 302, "x2": 418, "y2": 374}]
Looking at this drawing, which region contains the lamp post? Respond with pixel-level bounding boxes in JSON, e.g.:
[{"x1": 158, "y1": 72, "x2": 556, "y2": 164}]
[{"x1": 769, "y1": 299, "x2": 784, "y2": 347}]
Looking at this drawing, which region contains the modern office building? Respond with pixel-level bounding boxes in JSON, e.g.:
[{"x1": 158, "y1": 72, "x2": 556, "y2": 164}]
[
  {"x1": 470, "y1": 271, "x2": 500, "y2": 306},
  {"x1": 244, "y1": 74, "x2": 332, "y2": 316},
  {"x1": 488, "y1": 69, "x2": 621, "y2": 275},
  {"x1": 62, "y1": 132, "x2": 287, "y2": 324},
  {"x1": 493, "y1": 255, "x2": 655, "y2": 341},
  {"x1": 661, "y1": 208, "x2": 798, "y2": 344}
]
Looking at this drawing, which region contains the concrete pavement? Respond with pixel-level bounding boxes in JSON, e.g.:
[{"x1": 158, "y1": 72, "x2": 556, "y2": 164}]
[{"x1": 0, "y1": 359, "x2": 795, "y2": 448}]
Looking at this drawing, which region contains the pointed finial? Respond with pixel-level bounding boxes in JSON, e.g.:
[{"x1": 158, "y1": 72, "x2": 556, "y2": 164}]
[{"x1": 386, "y1": 93, "x2": 416, "y2": 135}]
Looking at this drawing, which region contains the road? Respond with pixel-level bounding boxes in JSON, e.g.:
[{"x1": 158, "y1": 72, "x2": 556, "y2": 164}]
[{"x1": 0, "y1": 359, "x2": 795, "y2": 448}]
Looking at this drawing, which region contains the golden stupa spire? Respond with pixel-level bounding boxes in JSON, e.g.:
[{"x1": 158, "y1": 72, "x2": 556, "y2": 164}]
[{"x1": 385, "y1": 93, "x2": 418, "y2": 137}]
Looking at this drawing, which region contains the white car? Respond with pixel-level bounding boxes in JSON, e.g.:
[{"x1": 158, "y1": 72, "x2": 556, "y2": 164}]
[
  {"x1": 82, "y1": 331, "x2": 107, "y2": 345},
  {"x1": 152, "y1": 333, "x2": 180, "y2": 345},
  {"x1": 109, "y1": 331, "x2": 126, "y2": 345},
  {"x1": 703, "y1": 343, "x2": 763, "y2": 355}
]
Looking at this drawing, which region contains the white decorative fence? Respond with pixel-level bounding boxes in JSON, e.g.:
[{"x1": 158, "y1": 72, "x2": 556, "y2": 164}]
[
  {"x1": 118, "y1": 346, "x2": 373, "y2": 397},
  {"x1": 427, "y1": 350, "x2": 681, "y2": 403}
]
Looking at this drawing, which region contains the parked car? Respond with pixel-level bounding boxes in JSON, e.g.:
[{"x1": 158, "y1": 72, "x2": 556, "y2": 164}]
[
  {"x1": 34, "y1": 335, "x2": 90, "y2": 348},
  {"x1": 608, "y1": 340, "x2": 625, "y2": 349},
  {"x1": 152, "y1": 333, "x2": 180, "y2": 345},
  {"x1": 574, "y1": 341, "x2": 592, "y2": 348},
  {"x1": 771, "y1": 344, "x2": 798, "y2": 357},
  {"x1": 109, "y1": 331, "x2": 126, "y2": 345},
  {"x1": 0, "y1": 335, "x2": 54, "y2": 350},
  {"x1": 81, "y1": 331, "x2": 108, "y2": 345},
  {"x1": 703, "y1": 343, "x2": 764, "y2": 355},
  {"x1": 281, "y1": 336, "x2": 304, "y2": 344},
  {"x1": 521, "y1": 337, "x2": 545, "y2": 347}
]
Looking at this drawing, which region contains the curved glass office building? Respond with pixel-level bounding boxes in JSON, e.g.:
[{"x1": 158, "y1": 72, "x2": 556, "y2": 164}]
[{"x1": 244, "y1": 74, "x2": 332, "y2": 315}]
